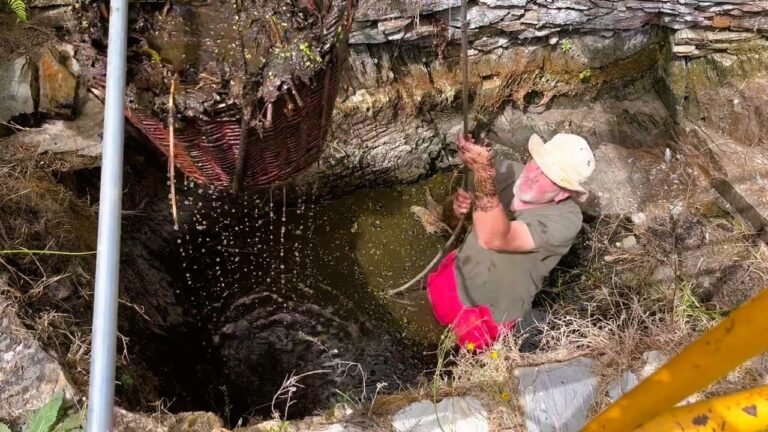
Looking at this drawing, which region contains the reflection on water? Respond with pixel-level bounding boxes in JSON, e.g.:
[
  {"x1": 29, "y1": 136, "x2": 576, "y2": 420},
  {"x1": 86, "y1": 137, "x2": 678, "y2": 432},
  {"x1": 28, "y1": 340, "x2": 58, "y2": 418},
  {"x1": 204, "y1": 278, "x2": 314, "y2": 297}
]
[{"x1": 173, "y1": 170, "x2": 460, "y2": 418}]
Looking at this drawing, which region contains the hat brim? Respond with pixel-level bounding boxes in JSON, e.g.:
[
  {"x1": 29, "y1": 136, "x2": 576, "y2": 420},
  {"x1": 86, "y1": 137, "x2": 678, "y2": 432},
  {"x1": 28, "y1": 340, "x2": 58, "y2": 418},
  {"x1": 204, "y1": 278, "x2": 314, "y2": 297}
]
[{"x1": 528, "y1": 134, "x2": 587, "y2": 193}]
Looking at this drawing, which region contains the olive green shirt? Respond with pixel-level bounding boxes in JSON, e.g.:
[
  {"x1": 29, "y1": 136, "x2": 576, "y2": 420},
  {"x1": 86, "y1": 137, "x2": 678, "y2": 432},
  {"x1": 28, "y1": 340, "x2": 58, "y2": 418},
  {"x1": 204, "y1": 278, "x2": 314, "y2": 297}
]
[{"x1": 455, "y1": 158, "x2": 583, "y2": 322}]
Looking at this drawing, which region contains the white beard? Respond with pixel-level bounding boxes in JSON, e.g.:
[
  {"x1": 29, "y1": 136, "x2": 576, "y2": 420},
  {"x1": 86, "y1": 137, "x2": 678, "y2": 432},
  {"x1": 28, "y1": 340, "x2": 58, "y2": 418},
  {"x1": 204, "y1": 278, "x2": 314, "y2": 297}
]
[{"x1": 513, "y1": 177, "x2": 558, "y2": 204}]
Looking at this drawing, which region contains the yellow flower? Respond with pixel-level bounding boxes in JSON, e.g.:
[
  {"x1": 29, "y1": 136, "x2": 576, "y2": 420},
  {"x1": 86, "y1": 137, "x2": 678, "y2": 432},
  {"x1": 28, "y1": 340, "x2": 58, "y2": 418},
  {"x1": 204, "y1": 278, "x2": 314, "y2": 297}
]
[
  {"x1": 500, "y1": 391, "x2": 511, "y2": 402},
  {"x1": 489, "y1": 350, "x2": 499, "y2": 360},
  {"x1": 466, "y1": 342, "x2": 476, "y2": 352}
]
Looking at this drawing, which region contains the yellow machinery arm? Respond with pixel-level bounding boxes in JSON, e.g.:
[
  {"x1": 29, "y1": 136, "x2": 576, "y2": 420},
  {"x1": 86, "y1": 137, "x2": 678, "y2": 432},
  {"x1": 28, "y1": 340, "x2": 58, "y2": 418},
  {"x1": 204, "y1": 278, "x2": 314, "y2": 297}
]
[
  {"x1": 633, "y1": 384, "x2": 768, "y2": 431},
  {"x1": 582, "y1": 287, "x2": 768, "y2": 431}
]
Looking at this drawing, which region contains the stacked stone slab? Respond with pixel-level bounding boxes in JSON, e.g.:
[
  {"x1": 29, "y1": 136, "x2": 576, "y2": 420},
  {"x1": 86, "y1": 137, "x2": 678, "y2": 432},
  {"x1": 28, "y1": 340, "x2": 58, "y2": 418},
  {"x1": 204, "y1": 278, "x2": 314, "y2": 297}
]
[{"x1": 350, "y1": 0, "x2": 768, "y2": 46}]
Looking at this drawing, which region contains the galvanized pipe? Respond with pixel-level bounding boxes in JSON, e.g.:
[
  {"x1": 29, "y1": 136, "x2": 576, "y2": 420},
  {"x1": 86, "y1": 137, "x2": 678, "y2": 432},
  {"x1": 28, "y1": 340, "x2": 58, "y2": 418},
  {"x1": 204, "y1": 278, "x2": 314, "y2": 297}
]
[{"x1": 86, "y1": 0, "x2": 129, "y2": 429}]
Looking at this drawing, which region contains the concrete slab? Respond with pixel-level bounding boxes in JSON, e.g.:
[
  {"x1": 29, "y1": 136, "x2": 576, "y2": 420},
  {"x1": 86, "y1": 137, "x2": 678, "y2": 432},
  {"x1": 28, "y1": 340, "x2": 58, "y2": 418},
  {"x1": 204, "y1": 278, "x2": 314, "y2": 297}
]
[
  {"x1": 3, "y1": 94, "x2": 104, "y2": 170},
  {"x1": 391, "y1": 396, "x2": 489, "y2": 432},
  {"x1": 0, "y1": 303, "x2": 77, "y2": 426},
  {"x1": 0, "y1": 57, "x2": 35, "y2": 122},
  {"x1": 514, "y1": 357, "x2": 599, "y2": 432},
  {"x1": 606, "y1": 371, "x2": 639, "y2": 403}
]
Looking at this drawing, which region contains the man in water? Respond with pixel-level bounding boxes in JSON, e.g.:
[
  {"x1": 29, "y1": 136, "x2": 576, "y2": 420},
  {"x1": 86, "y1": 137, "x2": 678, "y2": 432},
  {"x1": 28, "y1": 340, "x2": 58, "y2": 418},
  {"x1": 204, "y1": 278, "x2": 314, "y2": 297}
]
[{"x1": 427, "y1": 132, "x2": 596, "y2": 350}]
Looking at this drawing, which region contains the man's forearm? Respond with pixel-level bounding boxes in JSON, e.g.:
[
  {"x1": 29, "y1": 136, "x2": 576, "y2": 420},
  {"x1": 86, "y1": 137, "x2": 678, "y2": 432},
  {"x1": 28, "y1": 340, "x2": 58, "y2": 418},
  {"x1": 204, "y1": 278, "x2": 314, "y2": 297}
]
[
  {"x1": 472, "y1": 163, "x2": 500, "y2": 212},
  {"x1": 471, "y1": 163, "x2": 511, "y2": 248}
]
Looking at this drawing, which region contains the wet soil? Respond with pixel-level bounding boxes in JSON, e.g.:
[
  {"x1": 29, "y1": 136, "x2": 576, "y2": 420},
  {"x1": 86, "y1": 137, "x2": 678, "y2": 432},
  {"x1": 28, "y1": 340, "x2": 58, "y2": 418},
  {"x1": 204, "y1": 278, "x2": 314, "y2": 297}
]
[
  {"x1": 82, "y1": 0, "x2": 346, "y2": 120},
  {"x1": 172, "y1": 169, "x2": 459, "y2": 420},
  {"x1": 53, "y1": 137, "x2": 461, "y2": 422}
]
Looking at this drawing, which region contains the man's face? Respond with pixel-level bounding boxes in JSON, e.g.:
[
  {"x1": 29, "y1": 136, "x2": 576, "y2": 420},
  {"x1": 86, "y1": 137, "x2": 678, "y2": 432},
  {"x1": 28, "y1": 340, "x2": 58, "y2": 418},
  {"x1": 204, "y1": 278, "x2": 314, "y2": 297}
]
[{"x1": 513, "y1": 159, "x2": 564, "y2": 204}]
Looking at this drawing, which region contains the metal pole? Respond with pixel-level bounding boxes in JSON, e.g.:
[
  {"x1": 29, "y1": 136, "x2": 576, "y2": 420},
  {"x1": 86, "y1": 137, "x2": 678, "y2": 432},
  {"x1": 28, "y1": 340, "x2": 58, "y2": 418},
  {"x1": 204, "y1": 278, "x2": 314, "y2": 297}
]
[{"x1": 86, "y1": 0, "x2": 128, "y2": 428}]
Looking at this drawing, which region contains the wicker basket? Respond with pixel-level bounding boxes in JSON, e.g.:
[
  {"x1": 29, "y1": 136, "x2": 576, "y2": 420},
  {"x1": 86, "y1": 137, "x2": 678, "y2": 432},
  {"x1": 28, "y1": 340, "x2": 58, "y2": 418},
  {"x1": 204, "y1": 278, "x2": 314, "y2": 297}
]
[
  {"x1": 125, "y1": 49, "x2": 341, "y2": 191},
  {"x1": 88, "y1": 1, "x2": 352, "y2": 192}
]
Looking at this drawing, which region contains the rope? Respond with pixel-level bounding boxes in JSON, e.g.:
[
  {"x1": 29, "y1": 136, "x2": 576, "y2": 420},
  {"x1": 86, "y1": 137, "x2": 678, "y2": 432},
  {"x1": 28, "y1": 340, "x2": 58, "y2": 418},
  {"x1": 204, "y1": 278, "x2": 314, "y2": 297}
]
[
  {"x1": 461, "y1": 0, "x2": 469, "y2": 136},
  {"x1": 387, "y1": 0, "x2": 470, "y2": 297}
]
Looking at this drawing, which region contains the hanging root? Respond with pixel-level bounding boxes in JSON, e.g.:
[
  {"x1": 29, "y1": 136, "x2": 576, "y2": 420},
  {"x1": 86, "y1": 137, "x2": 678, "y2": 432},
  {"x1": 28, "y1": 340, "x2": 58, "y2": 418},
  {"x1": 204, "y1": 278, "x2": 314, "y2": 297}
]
[
  {"x1": 265, "y1": 102, "x2": 274, "y2": 127},
  {"x1": 287, "y1": 79, "x2": 304, "y2": 108},
  {"x1": 161, "y1": 0, "x2": 172, "y2": 18},
  {"x1": 168, "y1": 76, "x2": 179, "y2": 230}
]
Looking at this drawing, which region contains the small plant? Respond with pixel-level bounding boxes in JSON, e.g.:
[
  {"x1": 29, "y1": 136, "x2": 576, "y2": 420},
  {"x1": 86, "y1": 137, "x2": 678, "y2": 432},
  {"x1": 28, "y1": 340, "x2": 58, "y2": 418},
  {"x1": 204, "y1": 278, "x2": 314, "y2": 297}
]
[
  {"x1": 299, "y1": 42, "x2": 312, "y2": 57},
  {"x1": 675, "y1": 280, "x2": 722, "y2": 327},
  {"x1": 298, "y1": 41, "x2": 322, "y2": 67},
  {"x1": 0, "y1": 392, "x2": 84, "y2": 432},
  {"x1": 7, "y1": 0, "x2": 27, "y2": 21},
  {"x1": 118, "y1": 370, "x2": 135, "y2": 389},
  {"x1": 266, "y1": 421, "x2": 290, "y2": 432},
  {"x1": 579, "y1": 69, "x2": 593, "y2": 83},
  {"x1": 26, "y1": 392, "x2": 64, "y2": 432},
  {"x1": 431, "y1": 327, "x2": 456, "y2": 403},
  {"x1": 560, "y1": 39, "x2": 573, "y2": 52}
]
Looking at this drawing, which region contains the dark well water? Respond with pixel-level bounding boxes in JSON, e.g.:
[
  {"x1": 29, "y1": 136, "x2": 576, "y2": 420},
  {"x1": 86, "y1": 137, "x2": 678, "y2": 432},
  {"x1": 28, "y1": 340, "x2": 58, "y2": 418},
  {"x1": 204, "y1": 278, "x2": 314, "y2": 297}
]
[{"x1": 171, "y1": 171, "x2": 461, "y2": 421}]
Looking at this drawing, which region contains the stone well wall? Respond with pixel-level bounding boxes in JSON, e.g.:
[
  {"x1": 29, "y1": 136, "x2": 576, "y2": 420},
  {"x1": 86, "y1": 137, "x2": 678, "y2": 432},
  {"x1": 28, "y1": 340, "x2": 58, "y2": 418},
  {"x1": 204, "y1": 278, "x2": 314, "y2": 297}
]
[
  {"x1": 2, "y1": 0, "x2": 767, "y2": 199},
  {"x1": 290, "y1": 0, "x2": 768, "y2": 196}
]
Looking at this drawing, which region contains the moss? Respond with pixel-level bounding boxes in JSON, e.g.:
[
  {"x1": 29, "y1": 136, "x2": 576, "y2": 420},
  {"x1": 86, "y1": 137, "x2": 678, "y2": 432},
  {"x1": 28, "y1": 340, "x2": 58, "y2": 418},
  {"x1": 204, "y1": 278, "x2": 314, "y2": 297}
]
[
  {"x1": 589, "y1": 42, "x2": 663, "y2": 86},
  {"x1": 697, "y1": 199, "x2": 732, "y2": 220},
  {"x1": 655, "y1": 36, "x2": 768, "y2": 121},
  {"x1": 139, "y1": 46, "x2": 162, "y2": 64}
]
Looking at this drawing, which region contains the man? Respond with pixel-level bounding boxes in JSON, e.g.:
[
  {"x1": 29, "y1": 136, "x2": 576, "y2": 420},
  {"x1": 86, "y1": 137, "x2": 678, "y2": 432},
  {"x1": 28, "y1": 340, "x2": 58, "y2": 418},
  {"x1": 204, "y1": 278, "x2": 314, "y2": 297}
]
[{"x1": 426, "y1": 132, "x2": 596, "y2": 351}]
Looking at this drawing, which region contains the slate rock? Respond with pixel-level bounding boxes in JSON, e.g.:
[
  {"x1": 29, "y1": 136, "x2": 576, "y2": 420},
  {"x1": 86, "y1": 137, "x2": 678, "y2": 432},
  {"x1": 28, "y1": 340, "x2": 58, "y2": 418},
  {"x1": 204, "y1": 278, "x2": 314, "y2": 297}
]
[
  {"x1": 606, "y1": 371, "x2": 639, "y2": 402},
  {"x1": 479, "y1": 0, "x2": 527, "y2": 6},
  {"x1": 38, "y1": 45, "x2": 79, "y2": 118},
  {"x1": 514, "y1": 357, "x2": 598, "y2": 432},
  {"x1": 0, "y1": 57, "x2": 35, "y2": 122},
  {"x1": 391, "y1": 396, "x2": 489, "y2": 432},
  {"x1": 0, "y1": 303, "x2": 77, "y2": 425}
]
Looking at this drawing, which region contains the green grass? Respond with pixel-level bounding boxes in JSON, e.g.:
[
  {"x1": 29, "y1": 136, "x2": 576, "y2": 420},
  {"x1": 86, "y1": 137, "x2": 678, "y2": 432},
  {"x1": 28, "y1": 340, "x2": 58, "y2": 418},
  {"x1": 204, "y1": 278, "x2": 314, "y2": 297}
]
[
  {"x1": 579, "y1": 69, "x2": 593, "y2": 82},
  {"x1": 266, "y1": 421, "x2": 291, "y2": 432},
  {"x1": 675, "y1": 280, "x2": 723, "y2": 326},
  {"x1": 431, "y1": 327, "x2": 456, "y2": 404}
]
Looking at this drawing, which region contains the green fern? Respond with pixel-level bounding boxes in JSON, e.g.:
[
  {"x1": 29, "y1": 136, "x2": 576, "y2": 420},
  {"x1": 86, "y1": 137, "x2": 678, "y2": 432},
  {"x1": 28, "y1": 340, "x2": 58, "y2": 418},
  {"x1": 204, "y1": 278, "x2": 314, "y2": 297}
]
[
  {"x1": 0, "y1": 422, "x2": 12, "y2": 432},
  {"x1": 7, "y1": 0, "x2": 27, "y2": 22}
]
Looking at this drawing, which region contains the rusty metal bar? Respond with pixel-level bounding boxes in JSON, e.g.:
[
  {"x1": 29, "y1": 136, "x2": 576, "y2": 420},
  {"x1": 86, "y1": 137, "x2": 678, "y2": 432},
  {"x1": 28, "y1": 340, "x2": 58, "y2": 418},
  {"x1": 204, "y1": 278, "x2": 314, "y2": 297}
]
[
  {"x1": 633, "y1": 385, "x2": 768, "y2": 431},
  {"x1": 581, "y1": 287, "x2": 768, "y2": 432}
]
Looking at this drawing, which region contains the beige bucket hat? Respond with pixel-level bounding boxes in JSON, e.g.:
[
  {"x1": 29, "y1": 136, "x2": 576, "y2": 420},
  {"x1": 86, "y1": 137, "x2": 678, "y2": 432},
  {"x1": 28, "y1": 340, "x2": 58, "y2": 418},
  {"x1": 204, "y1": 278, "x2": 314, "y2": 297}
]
[{"x1": 528, "y1": 133, "x2": 595, "y2": 193}]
